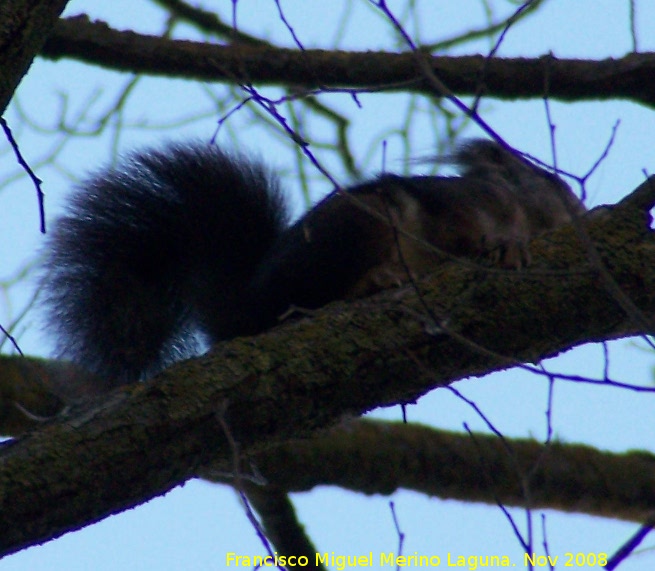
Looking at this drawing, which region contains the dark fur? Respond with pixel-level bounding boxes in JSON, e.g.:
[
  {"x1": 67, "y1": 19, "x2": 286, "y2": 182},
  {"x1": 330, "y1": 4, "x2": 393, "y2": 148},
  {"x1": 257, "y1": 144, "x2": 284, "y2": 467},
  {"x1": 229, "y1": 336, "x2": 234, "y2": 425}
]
[{"x1": 41, "y1": 139, "x2": 585, "y2": 385}]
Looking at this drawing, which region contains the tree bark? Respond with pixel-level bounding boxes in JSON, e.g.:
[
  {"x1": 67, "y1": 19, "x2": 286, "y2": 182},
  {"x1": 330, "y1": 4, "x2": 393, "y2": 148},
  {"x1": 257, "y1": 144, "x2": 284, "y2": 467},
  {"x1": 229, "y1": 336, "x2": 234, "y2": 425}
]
[
  {"x1": 0, "y1": 0, "x2": 69, "y2": 114},
  {"x1": 0, "y1": 179, "x2": 654, "y2": 556},
  {"x1": 41, "y1": 17, "x2": 655, "y2": 107},
  {"x1": 201, "y1": 419, "x2": 655, "y2": 524}
]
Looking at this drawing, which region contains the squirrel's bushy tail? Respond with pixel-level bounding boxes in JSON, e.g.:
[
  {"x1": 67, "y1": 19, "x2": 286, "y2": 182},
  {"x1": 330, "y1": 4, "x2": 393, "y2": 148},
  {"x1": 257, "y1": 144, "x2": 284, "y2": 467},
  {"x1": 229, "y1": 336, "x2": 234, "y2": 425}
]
[{"x1": 41, "y1": 142, "x2": 289, "y2": 385}]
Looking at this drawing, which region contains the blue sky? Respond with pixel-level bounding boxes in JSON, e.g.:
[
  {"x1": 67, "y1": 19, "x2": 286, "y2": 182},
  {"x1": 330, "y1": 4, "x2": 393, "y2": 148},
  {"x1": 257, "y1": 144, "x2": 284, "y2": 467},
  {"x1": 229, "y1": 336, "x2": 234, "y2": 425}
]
[{"x1": 1, "y1": 1, "x2": 655, "y2": 570}]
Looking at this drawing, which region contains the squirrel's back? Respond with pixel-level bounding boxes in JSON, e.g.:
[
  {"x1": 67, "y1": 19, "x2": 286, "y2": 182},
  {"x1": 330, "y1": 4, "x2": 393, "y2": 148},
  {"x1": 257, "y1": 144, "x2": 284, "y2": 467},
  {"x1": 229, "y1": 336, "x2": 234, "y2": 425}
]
[{"x1": 453, "y1": 139, "x2": 586, "y2": 232}]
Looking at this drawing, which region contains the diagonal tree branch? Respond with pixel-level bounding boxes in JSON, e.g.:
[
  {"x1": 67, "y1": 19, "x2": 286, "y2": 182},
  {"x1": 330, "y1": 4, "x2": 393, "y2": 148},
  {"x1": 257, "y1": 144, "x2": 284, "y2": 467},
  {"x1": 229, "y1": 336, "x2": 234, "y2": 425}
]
[
  {"x1": 0, "y1": 179, "x2": 654, "y2": 557},
  {"x1": 40, "y1": 17, "x2": 655, "y2": 108},
  {"x1": 0, "y1": 0, "x2": 70, "y2": 115}
]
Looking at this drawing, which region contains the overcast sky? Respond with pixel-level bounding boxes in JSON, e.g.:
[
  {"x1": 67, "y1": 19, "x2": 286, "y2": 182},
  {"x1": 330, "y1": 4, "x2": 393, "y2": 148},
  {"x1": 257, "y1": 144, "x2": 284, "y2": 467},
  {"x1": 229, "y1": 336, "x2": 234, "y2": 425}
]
[{"x1": 2, "y1": 1, "x2": 655, "y2": 570}]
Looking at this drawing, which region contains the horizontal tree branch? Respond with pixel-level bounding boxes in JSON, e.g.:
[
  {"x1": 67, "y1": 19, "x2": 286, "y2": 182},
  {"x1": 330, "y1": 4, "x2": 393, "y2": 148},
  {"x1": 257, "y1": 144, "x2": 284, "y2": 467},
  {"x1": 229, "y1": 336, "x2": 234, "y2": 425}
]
[
  {"x1": 40, "y1": 16, "x2": 655, "y2": 107},
  {"x1": 203, "y1": 419, "x2": 655, "y2": 523},
  {"x1": 1, "y1": 178, "x2": 655, "y2": 556}
]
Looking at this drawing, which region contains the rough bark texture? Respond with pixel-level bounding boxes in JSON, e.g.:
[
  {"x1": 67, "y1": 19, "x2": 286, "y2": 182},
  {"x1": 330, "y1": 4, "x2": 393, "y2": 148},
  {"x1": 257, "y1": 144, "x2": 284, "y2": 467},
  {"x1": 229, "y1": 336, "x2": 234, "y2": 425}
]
[
  {"x1": 0, "y1": 180, "x2": 654, "y2": 556},
  {"x1": 0, "y1": 0, "x2": 69, "y2": 114}
]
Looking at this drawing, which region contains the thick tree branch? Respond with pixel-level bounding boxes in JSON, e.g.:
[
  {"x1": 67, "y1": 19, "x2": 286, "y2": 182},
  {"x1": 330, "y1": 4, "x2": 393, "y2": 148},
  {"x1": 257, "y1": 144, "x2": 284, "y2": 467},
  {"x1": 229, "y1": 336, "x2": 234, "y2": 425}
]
[
  {"x1": 0, "y1": 0, "x2": 69, "y2": 114},
  {"x1": 1, "y1": 179, "x2": 655, "y2": 556},
  {"x1": 202, "y1": 419, "x2": 655, "y2": 524},
  {"x1": 40, "y1": 17, "x2": 655, "y2": 107}
]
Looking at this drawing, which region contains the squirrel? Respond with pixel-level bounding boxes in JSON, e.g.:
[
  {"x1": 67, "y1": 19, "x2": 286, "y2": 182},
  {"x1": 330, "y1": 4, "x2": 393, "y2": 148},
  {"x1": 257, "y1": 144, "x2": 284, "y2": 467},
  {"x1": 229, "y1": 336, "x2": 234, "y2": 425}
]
[{"x1": 40, "y1": 139, "x2": 586, "y2": 386}]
